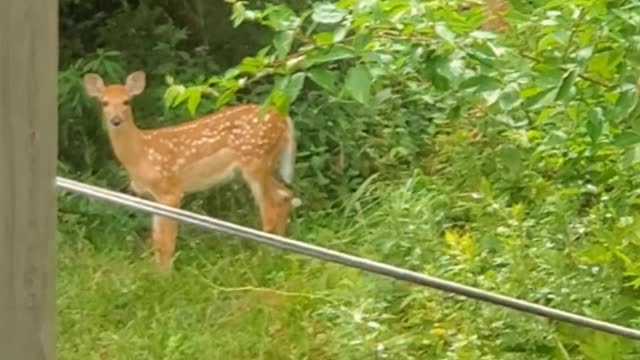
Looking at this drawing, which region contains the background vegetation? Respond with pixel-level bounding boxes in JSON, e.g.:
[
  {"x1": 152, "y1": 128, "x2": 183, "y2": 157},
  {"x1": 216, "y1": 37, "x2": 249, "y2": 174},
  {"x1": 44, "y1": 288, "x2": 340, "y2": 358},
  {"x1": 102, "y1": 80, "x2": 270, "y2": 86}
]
[{"x1": 57, "y1": 0, "x2": 640, "y2": 358}]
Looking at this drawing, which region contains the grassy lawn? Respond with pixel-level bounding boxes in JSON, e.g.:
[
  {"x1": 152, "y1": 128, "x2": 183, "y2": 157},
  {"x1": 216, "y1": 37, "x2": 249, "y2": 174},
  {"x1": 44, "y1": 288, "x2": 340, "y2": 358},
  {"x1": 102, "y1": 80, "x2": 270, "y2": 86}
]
[{"x1": 57, "y1": 172, "x2": 640, "y2": 359}]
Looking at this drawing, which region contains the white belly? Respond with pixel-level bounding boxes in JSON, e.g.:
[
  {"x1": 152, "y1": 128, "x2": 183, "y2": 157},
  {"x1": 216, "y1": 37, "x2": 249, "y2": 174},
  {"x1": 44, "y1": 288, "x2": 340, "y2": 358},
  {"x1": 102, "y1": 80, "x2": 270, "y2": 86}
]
[{"x1": 180, "y1": 149, "x2": 238, "y2": 193}]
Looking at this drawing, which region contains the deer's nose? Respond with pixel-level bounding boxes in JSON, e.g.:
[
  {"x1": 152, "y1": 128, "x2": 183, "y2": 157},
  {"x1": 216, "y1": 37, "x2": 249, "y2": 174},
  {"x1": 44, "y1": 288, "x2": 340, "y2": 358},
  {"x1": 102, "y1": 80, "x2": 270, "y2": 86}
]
[{"x1": 110, "y1": 116, "x2": 123, "y2": 127}]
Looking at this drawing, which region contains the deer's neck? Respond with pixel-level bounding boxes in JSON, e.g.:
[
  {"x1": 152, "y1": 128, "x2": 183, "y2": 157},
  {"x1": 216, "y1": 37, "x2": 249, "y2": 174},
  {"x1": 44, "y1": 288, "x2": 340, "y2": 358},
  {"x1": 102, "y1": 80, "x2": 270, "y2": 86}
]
[{"x1": 108, "y1": 124, "x2": 145, "y2": 172}]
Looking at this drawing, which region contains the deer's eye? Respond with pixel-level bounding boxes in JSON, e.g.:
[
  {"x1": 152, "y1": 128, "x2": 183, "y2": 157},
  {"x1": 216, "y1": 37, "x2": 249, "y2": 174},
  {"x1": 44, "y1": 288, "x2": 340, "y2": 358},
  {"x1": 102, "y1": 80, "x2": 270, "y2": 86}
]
[
  {"x1": 123, "y1": 100, "x2": 130, "y2": 106},
  {"x1": 101, "y1": 100, "x2": 109, "y2": 107}
]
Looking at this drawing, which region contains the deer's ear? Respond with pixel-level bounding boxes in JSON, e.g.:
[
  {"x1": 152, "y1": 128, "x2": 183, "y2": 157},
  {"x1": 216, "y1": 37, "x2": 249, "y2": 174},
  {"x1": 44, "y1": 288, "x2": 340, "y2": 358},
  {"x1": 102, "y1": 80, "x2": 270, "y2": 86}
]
[
  {"x1": 125, "y1": 71, "x2": 146, "y2": 97},
  {"x1": 83, "y1": 73, "x2": 105, "y2": 98}
]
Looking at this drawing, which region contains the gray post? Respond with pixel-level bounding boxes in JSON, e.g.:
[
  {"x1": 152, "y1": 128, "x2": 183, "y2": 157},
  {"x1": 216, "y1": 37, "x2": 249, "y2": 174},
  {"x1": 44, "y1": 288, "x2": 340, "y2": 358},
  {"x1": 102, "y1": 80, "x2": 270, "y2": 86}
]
[{"x1": 0, "y1": 0, "x2": 58, "y2": 359}]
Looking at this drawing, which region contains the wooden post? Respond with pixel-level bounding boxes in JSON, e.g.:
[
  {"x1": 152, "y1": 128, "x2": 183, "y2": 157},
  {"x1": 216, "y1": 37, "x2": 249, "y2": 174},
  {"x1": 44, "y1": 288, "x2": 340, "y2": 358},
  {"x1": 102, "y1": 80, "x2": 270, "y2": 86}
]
[{"x1": 0, "y1": 1, "x2": 58, "y2": 359}]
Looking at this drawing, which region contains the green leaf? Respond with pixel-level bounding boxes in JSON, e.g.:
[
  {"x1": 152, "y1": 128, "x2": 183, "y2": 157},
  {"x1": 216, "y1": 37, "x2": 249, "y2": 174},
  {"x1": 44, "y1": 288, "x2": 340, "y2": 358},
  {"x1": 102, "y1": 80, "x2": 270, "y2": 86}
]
[
  {"x1": 353, "y1": 32, "x2": 372, "y2": 52},
  {"x1": 524, "y1": 87, "x2": 556, "y2": 110},
  {"x1": 172, "y1": 87, "x2": 192, "y2": 107},
  {"x1": 312, "y1": 3, "x2": 348, "y2": 24},
  {"x1": 575, "y1": 46, "x2": 594, "y2": 62},
  {"x1": 334, "y1": 26, "x2": 349, "y2": 42},
  {"x1": 285, "y1": 72, "x2": 306, "y2": 104},
  {"x1": 262, "y1": 4, "x2": 298, "y2": 31},
  {"x1": 465, "y1": 46, "x2": 497, "y2": 67},
  {"x1": 459, "y1": 75, "x2": 503, "y2": 92},
  {"x1": 547, "y1": 130, "x2": 568, "y2": 146},
  {"x1": 588, "y1": 49, "x2": 624, "y2": 79},
  {"x1": 237, "y1": 56, "x2": 266, "y2": 75},
  {"x1": 424, "y1": 55, "x2": 451, "y2": 91},
  {"x1": 434, "y1": 22, "x2": 456, "y2": 43},
  {"x1": 273, "y1": 30, "x2": 295, "y2": 59},
  {"x1": 374, "y1": 88, "x2": 393, "y2": 104},
  {"x1": 498, "y1": 83, "x2": 522, "y2": 111},
  {"x1": 344, "y1": 65, "x2": 372, "y2": 104},
  {"x1": 629, "y1": 102, "x2": 640, "y2": 132},
  {"x1": 308, "y1": 68, "x2": 338, "y2": 93},
  {"x1": 303, "y1": 45, "x2": 355, "y2": 67},
  {"x1": 615, "y1": 88, "x2": 639, "y2": 123},
  {"x1": 163, "y1": 84, "x2": 185, "y2": 109},
  {"x1": 613, "y1": 131, "x2": 640, "y2": 148},
  {"x1": 482, "y1": 89, "x2": 501, "y2": 106},
  {"x1": 268, "y1": 89, "x2": 290, "y2": 115},
  {"x1": 586, "y1": 107, "x2": 604, "y2": 143},
  {"x1": 537, "y1": 33, "x2": 559, "y2": 52},
  {"x1": 313, "y1": 32, "x2": 335, "y2": 45},
  {"x1": 555, "y1": 69, "x2": 577, "y2": 102},
  {"x1": 268, "y1": 73, "x2": 306, "y2": 115},
  {"x1": 186, "y1": 88, "x2": 202, "y2": 115},
  {"x1": 216, "y1": 88, "x2": 236, "y2": 109},
  {"x1": 207, "y1": 76, "x2": 222, "y2": 86},
  {"x1": 230, "y1": 2, "x2": 247, "y2": 27}
]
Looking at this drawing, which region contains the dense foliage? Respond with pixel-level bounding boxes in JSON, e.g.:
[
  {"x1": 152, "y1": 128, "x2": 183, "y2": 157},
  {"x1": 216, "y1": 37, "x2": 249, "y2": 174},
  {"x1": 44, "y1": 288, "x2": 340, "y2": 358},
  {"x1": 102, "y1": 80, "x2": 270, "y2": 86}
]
[{"x1": 58, "y1": 0, "x2": 640, "y2": 358}]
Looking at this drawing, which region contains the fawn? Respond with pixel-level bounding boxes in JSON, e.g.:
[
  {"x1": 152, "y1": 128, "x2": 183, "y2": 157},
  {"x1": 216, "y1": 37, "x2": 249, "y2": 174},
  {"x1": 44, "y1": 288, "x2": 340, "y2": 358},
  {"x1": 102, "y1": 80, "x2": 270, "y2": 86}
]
[{"x1": 83, "y1": 71, "x2": 300, "y2": 271}]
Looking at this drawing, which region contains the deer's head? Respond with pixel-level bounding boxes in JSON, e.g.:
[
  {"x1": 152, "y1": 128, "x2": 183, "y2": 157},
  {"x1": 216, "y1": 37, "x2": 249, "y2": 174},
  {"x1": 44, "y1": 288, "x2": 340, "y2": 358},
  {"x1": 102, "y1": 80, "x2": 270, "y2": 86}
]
[{"x1": 83, "y1": 71, "x2": 146, "y2": 129}]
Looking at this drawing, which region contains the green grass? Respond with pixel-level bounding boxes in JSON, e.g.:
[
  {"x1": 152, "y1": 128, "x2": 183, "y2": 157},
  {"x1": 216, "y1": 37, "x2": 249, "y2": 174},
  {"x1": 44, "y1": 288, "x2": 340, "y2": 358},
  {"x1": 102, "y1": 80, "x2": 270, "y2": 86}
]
[{"x1": 57, "y1": 172, "x2": 640, "y2": 359}]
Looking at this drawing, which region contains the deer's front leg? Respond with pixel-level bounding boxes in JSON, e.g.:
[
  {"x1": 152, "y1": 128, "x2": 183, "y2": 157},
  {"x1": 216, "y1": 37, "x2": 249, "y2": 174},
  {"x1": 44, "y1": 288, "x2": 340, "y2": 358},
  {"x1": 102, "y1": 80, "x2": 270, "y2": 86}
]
[{"x1": 151, "y1": 192, "x2": 183, "y2": 272}]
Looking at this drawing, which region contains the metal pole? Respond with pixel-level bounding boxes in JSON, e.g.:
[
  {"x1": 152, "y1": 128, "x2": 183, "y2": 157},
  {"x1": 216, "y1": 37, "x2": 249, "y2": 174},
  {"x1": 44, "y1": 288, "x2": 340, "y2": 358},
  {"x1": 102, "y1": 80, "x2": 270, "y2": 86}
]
[{"x1": 55, "y1": 176, "x2": 640, "y2": 341}]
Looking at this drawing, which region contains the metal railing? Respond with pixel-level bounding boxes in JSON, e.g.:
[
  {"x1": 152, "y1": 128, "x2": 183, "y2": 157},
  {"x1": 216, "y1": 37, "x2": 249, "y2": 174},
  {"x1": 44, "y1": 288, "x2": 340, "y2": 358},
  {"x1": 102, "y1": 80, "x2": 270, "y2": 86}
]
[{"x1": 55, "y1": 176, "x2": 640, "y2": 341}]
